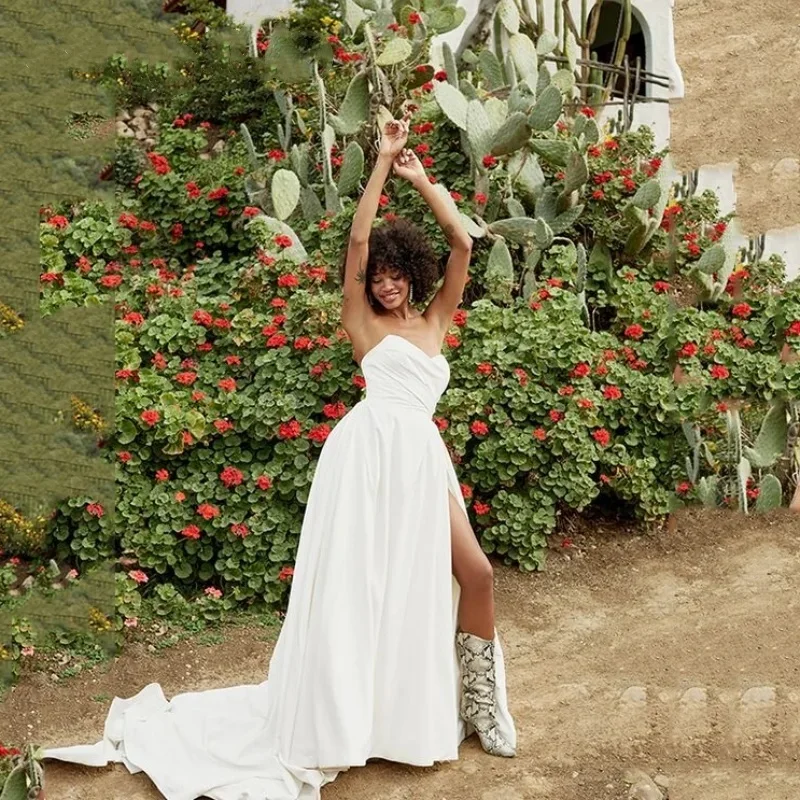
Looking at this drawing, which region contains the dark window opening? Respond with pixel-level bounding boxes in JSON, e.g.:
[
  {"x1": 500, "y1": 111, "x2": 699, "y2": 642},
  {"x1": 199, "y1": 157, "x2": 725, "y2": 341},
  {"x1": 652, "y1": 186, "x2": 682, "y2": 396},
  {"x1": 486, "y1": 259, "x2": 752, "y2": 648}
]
[{"x1": 588, "y1": 1, "x2": 647, "y2": 99}]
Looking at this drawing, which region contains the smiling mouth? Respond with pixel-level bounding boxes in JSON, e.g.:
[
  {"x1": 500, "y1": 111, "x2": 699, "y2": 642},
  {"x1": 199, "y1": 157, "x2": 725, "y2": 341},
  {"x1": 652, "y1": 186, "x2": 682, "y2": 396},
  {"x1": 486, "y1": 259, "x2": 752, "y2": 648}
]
[{"x1": 381, "y1": 292, "x2": 399, "y2": 301}]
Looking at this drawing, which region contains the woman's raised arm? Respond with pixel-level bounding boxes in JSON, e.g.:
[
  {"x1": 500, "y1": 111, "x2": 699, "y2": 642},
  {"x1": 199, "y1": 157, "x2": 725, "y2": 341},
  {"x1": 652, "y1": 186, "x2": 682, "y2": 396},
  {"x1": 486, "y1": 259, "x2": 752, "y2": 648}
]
[
  {"x1": 391, "y1": 148, "x2": 472, "y2": 331},
  {"x1": 342, "y1": 113, "x2": 411, "y2": 326}
]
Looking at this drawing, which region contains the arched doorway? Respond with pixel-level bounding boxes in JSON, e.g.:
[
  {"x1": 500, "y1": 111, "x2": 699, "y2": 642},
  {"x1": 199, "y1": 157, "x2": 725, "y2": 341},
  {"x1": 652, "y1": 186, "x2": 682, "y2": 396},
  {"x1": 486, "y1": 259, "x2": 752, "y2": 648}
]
[{"x1": 588, "y1": 1, "x2": 648, "y2": 99}]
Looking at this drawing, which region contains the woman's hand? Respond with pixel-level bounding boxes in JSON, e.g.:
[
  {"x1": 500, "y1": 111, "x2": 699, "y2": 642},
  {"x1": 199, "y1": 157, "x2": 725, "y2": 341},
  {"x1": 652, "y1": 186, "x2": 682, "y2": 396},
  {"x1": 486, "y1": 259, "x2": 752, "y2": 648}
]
[
  {"x1": 392, "y1": 148, "x2": 426, "y2": 186},
  {"x1": 379, "y1": 110, "x2": 412, "y2": 158}
]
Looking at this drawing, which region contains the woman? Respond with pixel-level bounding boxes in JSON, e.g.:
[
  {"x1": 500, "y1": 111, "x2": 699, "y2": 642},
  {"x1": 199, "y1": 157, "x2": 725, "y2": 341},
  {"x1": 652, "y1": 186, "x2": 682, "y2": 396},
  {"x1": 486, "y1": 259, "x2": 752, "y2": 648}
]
[{"x1": 44, "y1": 114, "x2": 516, "y2": 799}]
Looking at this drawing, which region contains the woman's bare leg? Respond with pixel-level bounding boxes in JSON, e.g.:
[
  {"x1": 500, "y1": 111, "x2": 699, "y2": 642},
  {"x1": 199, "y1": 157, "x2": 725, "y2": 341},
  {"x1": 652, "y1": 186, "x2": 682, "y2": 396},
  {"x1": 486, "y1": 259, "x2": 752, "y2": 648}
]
[{"x1": 449, "y1": 491, "x2": 495, "y2": 640}]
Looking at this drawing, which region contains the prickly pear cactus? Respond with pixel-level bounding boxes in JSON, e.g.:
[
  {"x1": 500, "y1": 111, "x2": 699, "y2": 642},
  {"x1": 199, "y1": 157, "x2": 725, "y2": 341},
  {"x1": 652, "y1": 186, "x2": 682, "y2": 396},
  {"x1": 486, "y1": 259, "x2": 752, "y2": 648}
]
[{"x1": 755, "y1": 474, "x2": 783, "y2": 512}]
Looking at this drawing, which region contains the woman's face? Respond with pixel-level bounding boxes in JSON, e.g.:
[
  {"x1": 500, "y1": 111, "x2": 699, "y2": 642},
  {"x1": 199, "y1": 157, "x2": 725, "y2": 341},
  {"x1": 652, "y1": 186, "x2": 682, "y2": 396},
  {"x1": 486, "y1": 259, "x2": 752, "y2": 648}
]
[{"x1": 370, "y1": 266, "x2": 410, "y2": 310}]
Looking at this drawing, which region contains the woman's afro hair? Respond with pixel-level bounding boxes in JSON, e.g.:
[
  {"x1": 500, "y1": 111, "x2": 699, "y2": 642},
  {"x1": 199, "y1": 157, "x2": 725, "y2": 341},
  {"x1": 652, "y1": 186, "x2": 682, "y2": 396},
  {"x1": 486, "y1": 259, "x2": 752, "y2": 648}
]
[{"x1": 340, "y1": 217, "x2": 443, "y2": 307}]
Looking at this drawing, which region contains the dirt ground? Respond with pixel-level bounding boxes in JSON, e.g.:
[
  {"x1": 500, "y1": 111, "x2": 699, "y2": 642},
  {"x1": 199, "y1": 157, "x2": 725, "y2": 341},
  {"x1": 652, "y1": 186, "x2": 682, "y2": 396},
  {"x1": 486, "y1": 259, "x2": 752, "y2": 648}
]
[
  {"x1": 2, "y1": 507, "x2": 800, "y2": 799},
  {"x1": 670, "y1": 0, "x2": 800, "y2": 235}
]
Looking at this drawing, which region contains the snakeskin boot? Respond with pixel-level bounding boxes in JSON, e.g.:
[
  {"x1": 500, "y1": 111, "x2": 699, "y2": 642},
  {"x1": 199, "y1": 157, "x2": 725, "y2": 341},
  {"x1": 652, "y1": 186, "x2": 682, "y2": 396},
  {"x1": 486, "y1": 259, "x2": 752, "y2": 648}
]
[{"x1": 455, "y1": 630, "x2": 516, "y2": 757}]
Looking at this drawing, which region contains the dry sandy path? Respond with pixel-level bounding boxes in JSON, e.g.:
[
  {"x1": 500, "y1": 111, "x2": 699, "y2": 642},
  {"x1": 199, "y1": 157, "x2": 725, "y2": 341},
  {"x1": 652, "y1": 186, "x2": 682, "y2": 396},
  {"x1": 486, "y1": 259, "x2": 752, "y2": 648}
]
[{"x1": 2, "y1": 508, "x2": 799, "y2": 799}]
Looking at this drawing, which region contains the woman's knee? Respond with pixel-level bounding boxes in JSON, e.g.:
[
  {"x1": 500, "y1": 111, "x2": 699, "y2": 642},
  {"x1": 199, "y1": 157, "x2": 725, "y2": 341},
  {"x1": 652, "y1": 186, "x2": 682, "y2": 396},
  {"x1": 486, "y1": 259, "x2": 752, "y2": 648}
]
[{"x1": 465, "y1": 556, "x2": 494, "y2": 592}]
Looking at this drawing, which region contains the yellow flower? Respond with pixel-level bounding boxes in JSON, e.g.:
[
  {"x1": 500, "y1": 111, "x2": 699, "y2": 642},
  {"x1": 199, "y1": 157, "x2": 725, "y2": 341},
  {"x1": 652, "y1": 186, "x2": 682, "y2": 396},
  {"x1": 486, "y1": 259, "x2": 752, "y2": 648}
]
[
  {"x1": 320, "y1": 15, "x2": 333, "y2": 26},
  {"x1": 330, "y1": 21, "x2": 341, "y2": 34}
]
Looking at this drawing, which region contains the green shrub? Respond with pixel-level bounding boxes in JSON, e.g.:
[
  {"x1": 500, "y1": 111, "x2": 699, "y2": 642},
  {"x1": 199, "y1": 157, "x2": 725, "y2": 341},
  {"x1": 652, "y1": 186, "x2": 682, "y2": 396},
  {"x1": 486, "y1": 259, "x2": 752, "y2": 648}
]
[{"x1": 29, "y1": 2, "x2": 799, "y2": 604}]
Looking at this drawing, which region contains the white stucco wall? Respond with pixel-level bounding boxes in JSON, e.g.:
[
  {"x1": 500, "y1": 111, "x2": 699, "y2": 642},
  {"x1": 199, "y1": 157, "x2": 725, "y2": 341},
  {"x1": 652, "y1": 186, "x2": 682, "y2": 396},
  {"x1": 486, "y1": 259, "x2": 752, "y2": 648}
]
[{"x1": 227, "y1": 0, "x2": 290, "y2": 24}]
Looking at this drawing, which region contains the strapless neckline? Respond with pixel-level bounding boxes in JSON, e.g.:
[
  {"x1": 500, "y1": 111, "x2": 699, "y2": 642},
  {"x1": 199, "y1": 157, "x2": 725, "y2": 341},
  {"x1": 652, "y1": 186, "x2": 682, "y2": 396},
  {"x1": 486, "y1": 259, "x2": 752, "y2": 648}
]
[{"x1": 361, "y1": 333, "x2": 446, "y2": 366}]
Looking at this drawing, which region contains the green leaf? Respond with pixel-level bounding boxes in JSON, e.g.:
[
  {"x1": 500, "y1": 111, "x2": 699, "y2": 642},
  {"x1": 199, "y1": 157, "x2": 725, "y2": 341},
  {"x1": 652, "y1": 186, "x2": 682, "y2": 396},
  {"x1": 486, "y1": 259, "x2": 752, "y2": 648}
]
[
  {"x1": 330, "y1": 71, "x2": 370, "y2": 135},
  {"x1": 509, "y1": 32, "x2": 538, "y2": 84},
  {"x1": 498, "y1": 0, "x2": 520, "y2": 34},
  {"x1": 536, "y1": 31, "x2": 559, "y2": 55},
  {"x1": 271, "y1": 169, "x2": 301, "y2": 221},
  {"x1": 533, "y1": 218, "x2": 554, "y2": 248},
  {"x1": 265, "y1": 27, "x2": 311, "y2": 84},
  {"x1": 486, "y1": 237, "x2": 515, "y2": 302},
  {"x1": 550, "y1": 204, "x2": 584, "y2": 235},
  {"x1": 290, "y1": 144, "x2": 310, "y2": 186},
  {"x1": 0, "y1": 765, "x2": 27, "y2": 800},
  {"x1": 490, "y1": 111, "x2": 531, "y2": 155},
  {"x1": 479, "y1": 49, "x2": 505, "y2": 91},
  {"x1": 376, "y1": 37, "x2": 413, "y2": 66},
  {"x1": 528, "y1": 84, "x2": 563, "y2": 131},
  {"x1": 631, "y1": 179, "x2": 661, "y2": 210},
  {"x1": 118, "y1": 418, "x2": 137, "y2": 445},
  {"x1": 484, "y1": 97, "x2": 508, "y2": 130},
  {"x1": 588, "y1": 239, "x2": 613, "y2": 281},
  {"x1": 300, "y1": 186, "x2": 324, "y2": 220},
  {"x1": 506, "y1": 197, "x2": 526, "y2": 218},
  {"x1": 175, "y1": 562, "x2": 192, "y2": 579},
  {"x1": 337, "y1": 141, "x2": 365, "y2": 197},
  {"x1": 344, "y1": 0, "x2": 367, "y2": 33},
  {"x1": 550, "y1": 68, "x2": 576, "y2": 93},
  {"x1": 530, "y1": 138, "x2": 572, "y2": 167},
  {"x1": 459, "y1": 213, "x2": 485, "y2": 238},
  {"x1": 536, "y1": 64, "x2": 551, "y2": 95},
  {"x1": 695, "y1": 244, "x2": 726, "y2": 275},
  {"x1": 534, "y1": 185, "x2": 559, "y2": 221},
  {"x1": 442, "y1": 41, "x2": 459, "y2": 87},
  {"x1": 509, "y1": 151, "x2": 545, "y2": 199},
  {"x1": 434, "y1": 80, "x2": 469, "y2": 130},
  {"x1": 562, "y1": 149, "x2": 589, "y2": 194},
  {"x1": 428, "y1": 5, "x2": 466, "y2": 33},
  {"x1": 488, "y1": 217, "x2": 537, "y2": 245},
  {"x1": 239, "y1": 123, "x2": 261, "y2": 169},
  {"x1": 745, "y1": 401, "x2": 788, "y2": 468},
  {"x1": 508, "y1": 83, "x2": 535, "y2": 114},
  {"x1": 352, "y1": 0, "x2": 378, "y2": 9},
  {"x1": 581, "y1": 117, "x2": 600, "y2": 145},
  {"x1": 755, "y1": 474, "x2": 783, "y2": 512},
  {"x1": 466, "y1": 99, "x2": 494, "y2": 159}
]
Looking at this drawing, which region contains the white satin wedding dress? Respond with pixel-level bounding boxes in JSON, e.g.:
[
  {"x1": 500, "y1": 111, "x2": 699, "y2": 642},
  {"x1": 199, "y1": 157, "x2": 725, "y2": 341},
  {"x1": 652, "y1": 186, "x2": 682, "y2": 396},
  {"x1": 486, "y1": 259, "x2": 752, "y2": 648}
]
[{"x1": 44, "y1": 333, "x2": 517, "y2": 799}]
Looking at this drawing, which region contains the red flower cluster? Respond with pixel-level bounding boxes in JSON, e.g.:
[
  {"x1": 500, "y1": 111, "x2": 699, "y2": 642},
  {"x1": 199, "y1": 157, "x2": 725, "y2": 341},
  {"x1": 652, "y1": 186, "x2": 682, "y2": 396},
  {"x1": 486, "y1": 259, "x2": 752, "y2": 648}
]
[
  {"x1": 278, "y1": 419, "x2": 302, "y2": 439},
  {"x1": 413, "y1": 121, "x2": 435, "y2": 135},
  {"x1": 308, "y1": 423, "x2": 331, "y2": 443},
  {"x1": 323, "y1": 401, "x2": 347, "y2": 419},
  {"x1": 46, "y1": 214, "x2": 69, "y2": 229},
  {"x1": 141, "y1": 409, "x2": 160, "y2": 427},
  {"x1": 197, "y1": 503, "x2": 220, "y2": 520},
  {"x1": 220, "y1": 465, "x2": 244, "y2": 488},
  {"x1": 570, "y1": 362, "x2": 591, "y2": 379},
  {"x1": 731, "y1": 302, "x2": 752, "y2": 319},
  {"x1": 709, "y1": 364, "x2": 730, "y2": 380},
  {"x1": 623, "y1": 323, "x2": 644, "y2": 340},
  {"x1": 278, "y1": 565, "x2": 294, "y2": 582},
  {"x1": 181, "y1": 524, "x2": 201, "y2": 540},
  {"x1": 147, "y1": 152, "x2": 171, "y2": 175},
  {"x1": 470, "y1": 420, "x2": 489, "y2": 436}
]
